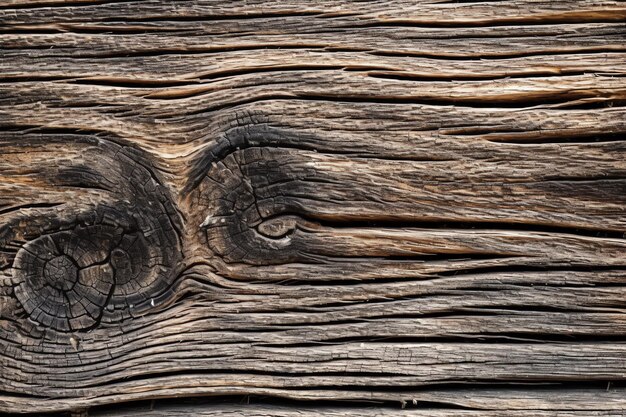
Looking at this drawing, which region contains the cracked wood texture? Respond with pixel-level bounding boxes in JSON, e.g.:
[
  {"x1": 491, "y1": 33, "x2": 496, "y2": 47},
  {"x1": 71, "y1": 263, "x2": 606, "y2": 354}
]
[{"x1": 1, "y1": 0, "x2": 626, "y2": 415}]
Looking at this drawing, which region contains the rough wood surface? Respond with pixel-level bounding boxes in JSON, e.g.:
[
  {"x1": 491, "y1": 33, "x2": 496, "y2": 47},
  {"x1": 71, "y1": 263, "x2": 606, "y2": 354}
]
[
  {"x1": 0, "y1": 0, "x2": 625, "y2": 415},
  {"x1": 86, "y1": 390, "x2": 626, "y2": 417}
]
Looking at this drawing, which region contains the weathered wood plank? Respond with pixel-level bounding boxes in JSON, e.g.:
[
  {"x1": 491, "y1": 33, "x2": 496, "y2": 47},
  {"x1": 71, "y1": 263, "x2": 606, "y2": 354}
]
[
  {"x1": 0, "y1": 0, "x2": 625, "y2": 415},
  {"x1": 7, "y1": 388, "x2": 626, "y2": 416},
  {"x1": 86, "y1": 389, "x2": 626, "y2": 417}
]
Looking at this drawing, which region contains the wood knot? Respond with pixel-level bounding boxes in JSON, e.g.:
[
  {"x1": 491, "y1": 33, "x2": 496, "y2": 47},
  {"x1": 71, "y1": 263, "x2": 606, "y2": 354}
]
[
  {"x1": 13, "y1": 226, "x2": 117, "y2": 332},
  {"x1": 44, "y1": 255, "x2": 78, "y2": 291},
  {"x1": 4, "y1": 143, "x2": 185, "y2": 333},
  {"x1": 256, "y1": 216, "x2": 300, "y2": 239},
  {"x1": 12, "y1": 214, "x2": 181, "y2": 332},
  {"x1": 194, "y1": 148, "x2": 323, "y2": 265}
]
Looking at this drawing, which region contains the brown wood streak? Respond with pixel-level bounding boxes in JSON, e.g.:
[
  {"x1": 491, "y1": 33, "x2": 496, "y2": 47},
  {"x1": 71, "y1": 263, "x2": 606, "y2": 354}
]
[{"x1": 0, "y1": 0, "x2": 625, "y2": 415}]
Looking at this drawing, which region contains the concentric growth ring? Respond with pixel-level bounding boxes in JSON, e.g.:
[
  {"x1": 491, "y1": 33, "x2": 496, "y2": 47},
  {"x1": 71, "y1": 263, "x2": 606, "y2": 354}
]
[{"x1": 13, "y1": 226, "x2": 118, "y2": 332}]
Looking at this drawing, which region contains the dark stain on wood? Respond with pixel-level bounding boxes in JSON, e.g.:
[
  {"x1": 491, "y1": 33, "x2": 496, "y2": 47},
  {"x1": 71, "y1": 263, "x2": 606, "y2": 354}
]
[{"x1": 0, "y1": 0, "x2": 625, "y2": 415}]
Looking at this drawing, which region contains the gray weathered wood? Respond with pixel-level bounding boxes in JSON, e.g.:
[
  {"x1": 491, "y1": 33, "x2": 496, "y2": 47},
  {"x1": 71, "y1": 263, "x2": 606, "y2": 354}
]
[{"x1": 0, "y1": 0, "x2": 625, "y2": 415}]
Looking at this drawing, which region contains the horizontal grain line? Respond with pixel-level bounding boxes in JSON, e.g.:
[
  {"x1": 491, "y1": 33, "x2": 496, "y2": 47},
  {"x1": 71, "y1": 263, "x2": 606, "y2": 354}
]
[
  {"x1": 305, "y1": 217, "x2": 626, "y2": 239},
  {"x1": 0, "y1": 43, "x2": 335, "y2": 56},
  {"x1": 0, "y1": 10, "x2": 329, "y2": 22},
  {"x1": 6, "y1": 310, "x2": 626, "y2": 357},
  {"x1": 366, "y1": 70, "x2": 626, "y2": 83},
  {"x1": 1, "y1": 386, "x2": 623, "y2": 415},
  {"x1": 14, "y1": 358, "x2": 626, "y2": 387},
  {"x1": 369, "y1": 47, "x2": 626, "y2": 61},
  {"x1": 93, "y1": 11, "x2": 330, "y2": 22},
  {"x1": 2, "y1": 67, "x2": 622, "y2": 88},
  {"x1": 0, "y1": 202, "x2": 63, "y2": 217},
  {"x1": 444, "y1": 129, "x2": 626, "y2": 143},
  {"x1": 4, "y1": 10, "x2": 624, "y2": 26},
  {"x1": 436, "y1": 264, "x2": 626, "y2": 279},
  {"x1": 0, "y1": 25, "x2": 198, "y2": 35},
  {"x1": 2, "y1": 24, "x2": 625, "y2": 38},
  {"x1": 277, "y1": 266, "x2": 626, "y2": 287},
  {"x1": 343, "y1": 13, "x2": 626, "y2": 30},
  {"x1": 172, "y1": 94, "x2": 620, "y2": 116},
  {"x1": 42, "y1": 388, "x2": 626, "y2": 413},
  {"x1": 4, "y1": 45, "x2": 624, "y2": 62},
  {"x1": 0, "y1": 0, "x2": 140, "y2": 10},
  {"x1": 286, "y1": 306, "x2": 626, "y2": 320},
  {"x1": 258, "y1": 334, "x2": 626, "y2": 347}
]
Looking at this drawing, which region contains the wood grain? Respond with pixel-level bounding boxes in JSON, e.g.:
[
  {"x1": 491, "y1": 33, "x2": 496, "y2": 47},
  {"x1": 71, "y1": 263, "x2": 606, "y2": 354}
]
[{"x1": 0, "y1": 0, "x2": 625, "y2": 415}]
